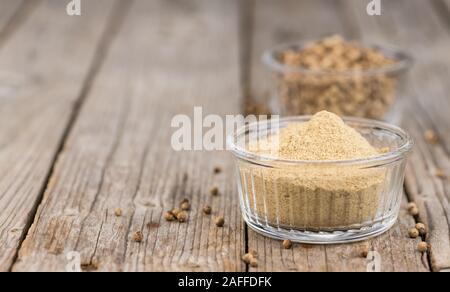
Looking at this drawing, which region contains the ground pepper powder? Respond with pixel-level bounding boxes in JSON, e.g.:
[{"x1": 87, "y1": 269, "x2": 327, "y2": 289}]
[{"x1": 241, "y1": 111, "x2": 385, "y2": 231}]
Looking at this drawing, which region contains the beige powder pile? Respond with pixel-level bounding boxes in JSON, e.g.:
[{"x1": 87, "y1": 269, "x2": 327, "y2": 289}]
[
  {"x1": 240, "y1": 111, "x2": 386, "y2": 231},
  {"x1": 279, "y1": 111, "x2": 378, "y2": 160}
]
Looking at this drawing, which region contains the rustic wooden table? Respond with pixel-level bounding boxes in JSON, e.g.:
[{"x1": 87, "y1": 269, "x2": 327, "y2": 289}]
[{"x1": 0, "y1": 0, "x2": 449, "y2": 272}]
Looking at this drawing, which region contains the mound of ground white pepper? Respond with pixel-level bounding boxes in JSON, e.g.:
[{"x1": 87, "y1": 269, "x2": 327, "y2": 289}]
[
  {"x1": 273, "y1": 35, "x2": 400, "y2": 119},
  {"x1": 241, "y1": 111, "x2": 385, "y2": 231}
]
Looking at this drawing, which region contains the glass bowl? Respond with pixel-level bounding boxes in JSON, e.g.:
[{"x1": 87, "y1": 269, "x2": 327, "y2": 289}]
[
  {"x1": 262, "y1": 41, "x2": 413, "y2": 120},
  {"x1": 227, "y1": 116, "x2": 413, "y2": 244}
]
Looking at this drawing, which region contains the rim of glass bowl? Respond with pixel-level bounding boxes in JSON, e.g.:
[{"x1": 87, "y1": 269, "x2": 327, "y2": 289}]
[
  {"x1": 227, "y1": 116, "x2": 414, "y2": 168},
  {"x1": 262, "y1": 41, "x2": 413, "y2": 77}
]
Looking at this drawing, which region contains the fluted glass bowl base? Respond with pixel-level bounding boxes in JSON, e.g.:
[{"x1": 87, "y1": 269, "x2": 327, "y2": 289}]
[{"x1": 243, "y1": 210, "x2": 398, "y2": 244}]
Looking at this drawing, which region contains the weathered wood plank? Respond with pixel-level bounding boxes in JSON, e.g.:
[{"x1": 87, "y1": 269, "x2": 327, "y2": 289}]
[
  {"x1": 246, "y1": 0, "x2": 428, "y2": 272},
  {"x1": 0, "y1": 0, "x2": 24, "y2": 34},
  {"x1": 13, "y1": 0, "x2": 244, "y2": 272},
  {"x1": 0, "y1": 1, "x2": 38, "y2": 51},
  {"x1": 343, "y1": 0, "x2": 450, "y2": 272},
  {"x1": 0, "y1": 0, "x2": 120, "y2": 271},
  {"x1": 442, "y1": 0, "x2": 450, "y2": 13}
]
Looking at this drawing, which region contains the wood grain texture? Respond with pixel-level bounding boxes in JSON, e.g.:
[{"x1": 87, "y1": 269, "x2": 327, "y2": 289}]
[
  {"x1": 245, "y1": 0, "x2": 428, "y2": 272},
  {"x1": 342, "y1": 0, "x2": 450, "y2": 272},
  {"x1": 0, "y1": 1, "x2": 42, "y2": 51},
  {"x1": 0, "y1": 0, "x2": 120, "y2": 271},
  {"x1": 13, "y1": 0, "x2": 244, "y2": 272},
  {"x1": 0, "y1": 0, "x2": 24, "y2": 34},
  {"x1": 442, "y1": 0, "x2": 450, "y2": 13}
]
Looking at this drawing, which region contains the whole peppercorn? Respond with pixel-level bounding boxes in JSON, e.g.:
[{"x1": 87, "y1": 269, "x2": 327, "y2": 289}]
[
  {"x1": 177, "y1": 211, "x2": 188, "y2": 223},
  {"x1": 171, "y1": 208, "x2": 182, "y2": 217},
  {"x1": 81, "y1": 260, "x2": 100, "y2": 271},
  {"x1": 215, "y1": 216, "x2": 225, "y2": 227},
  {"x1": 360, "y1": 245, "x2": 369, "y2": 258},
  {"x1": 242, "y1": 253, "x2": 253, "y2": 264},
  {"x1": 407, "y1": 202, "x2": 417, "y2": 212},
  {"x1": 282, "y1": 239, "x2": 293, "y2": 249},
  {"x1": 408, "y1": 228, "x2": 419, "y2": 239},
  {"x1": 214, "y1": 167, "x2": 222, "y2": 174},
  {"x1": 409, "y1": 206, "x2": 420, "y2": 216},
  {"x1": 164, "y1": 211, "x2": 176, "y2": 222},
  {"x1": 202, "y1": 205, "x2": 212, "y2": 215},
  {"x1": 210, "y1": 187, "x2": 219, "y2": 196},
  {"x1": 415, "y1": 223, "x2": 427, "y2": 236},
  {"x1": 133, "y1": 231, "x2": 143, "y2": 243},
  {"x1": 418, "y1": 242, "x2": 428, "y2": 253},
  {"x1": 114, "y1": 208, "x2": 123, "y2": 217},
  {"x1": 435, "y1": 168, "x2": 446, "y2": 178},
  {"x1": 181, "y1": 202, "x2": 191, "y2": 211},
  {"x1": 249, "y1": 258, "x2": 258, "y2": 268},
  {"x1": 424, "y1": 130, "x2": 438, "y2": 144}
]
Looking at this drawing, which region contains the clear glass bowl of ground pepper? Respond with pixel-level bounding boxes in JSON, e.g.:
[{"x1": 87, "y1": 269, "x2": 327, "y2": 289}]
[
  {"x1": 228, "y1": 111, "x2": 413, "y2": 244},
  {"x1": 262, "y1": 36, "x2": 413, "y2": 120}
]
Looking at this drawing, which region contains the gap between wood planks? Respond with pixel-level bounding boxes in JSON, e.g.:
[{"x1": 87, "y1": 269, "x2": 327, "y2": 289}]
[
  {"x1": 238, "y1": 0, "x2": 254, "y2": 272},
  {"x1": 238, "y1": 0, "x2": 254, "y2": 115},
  {"x1": 6, "y1": 0, "x2": 134, "y2": 271}
]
